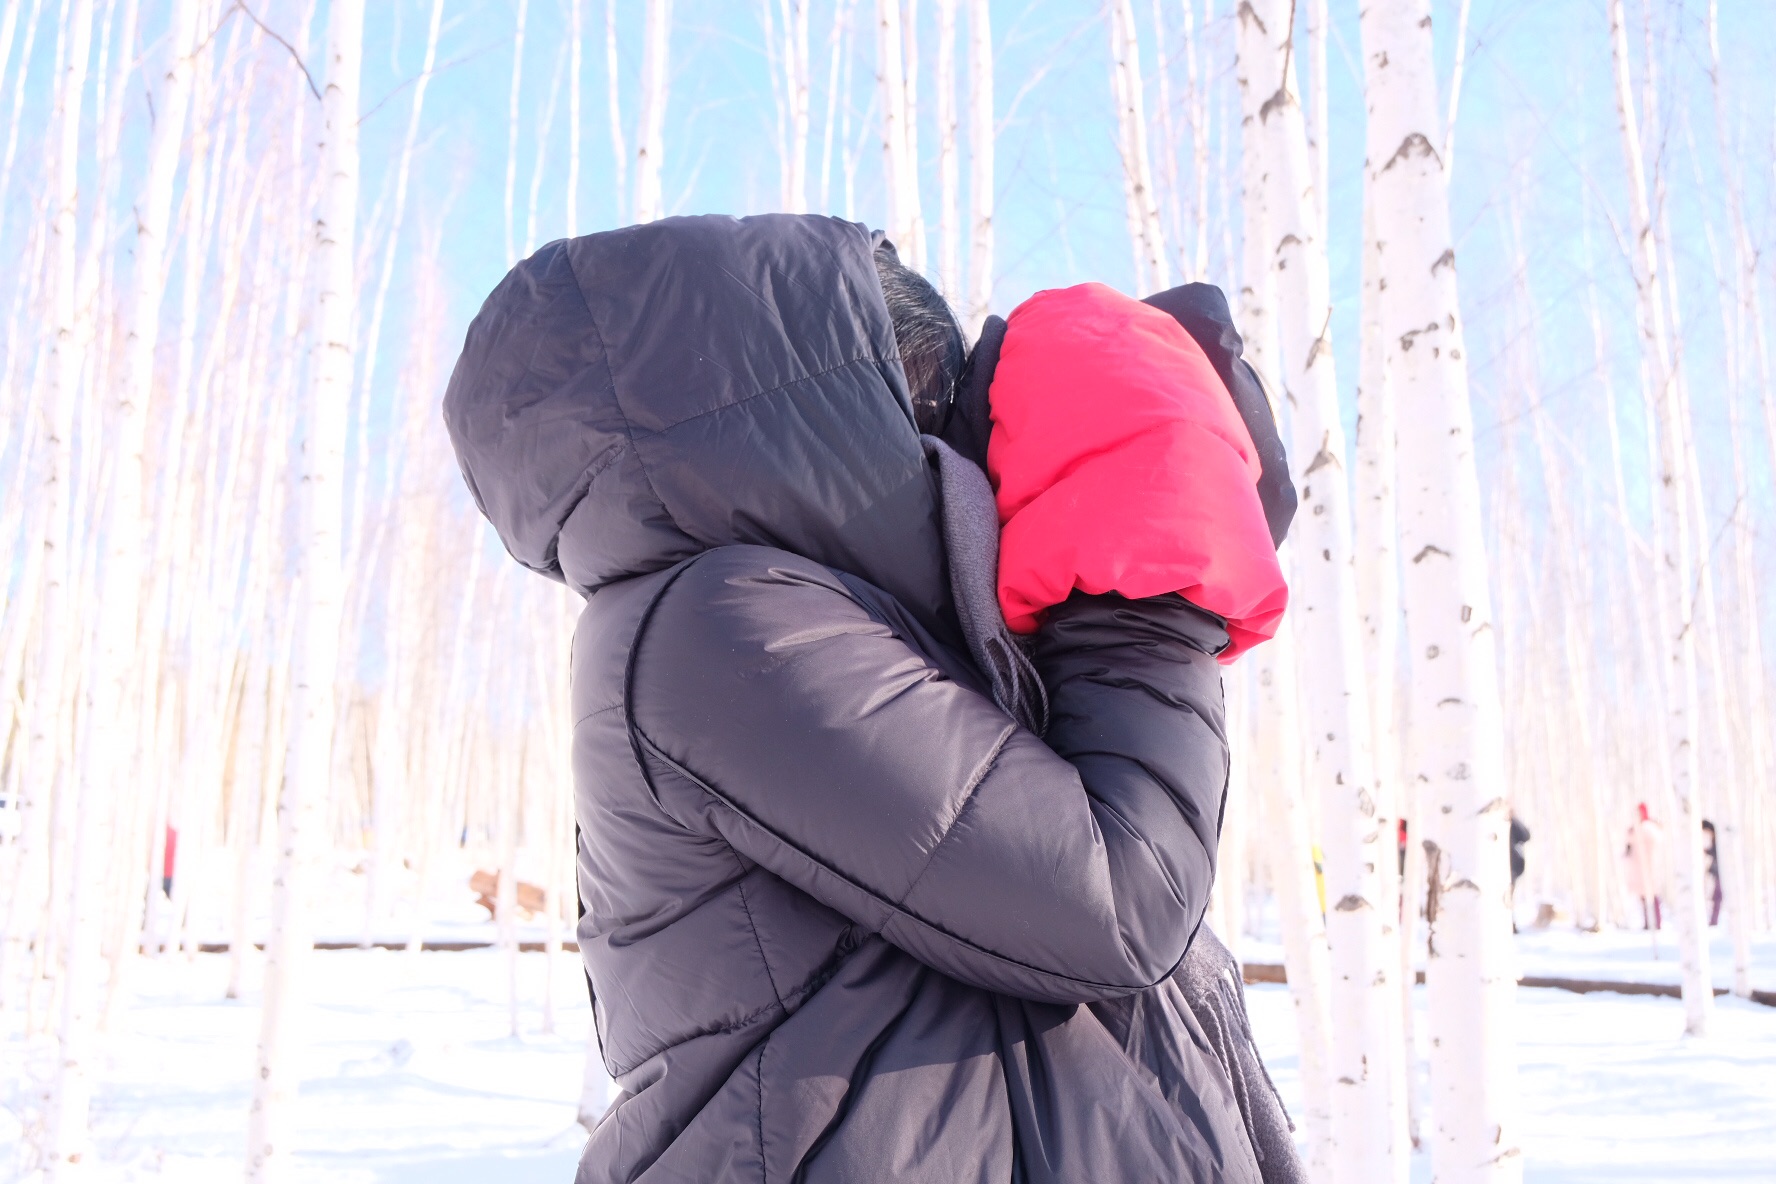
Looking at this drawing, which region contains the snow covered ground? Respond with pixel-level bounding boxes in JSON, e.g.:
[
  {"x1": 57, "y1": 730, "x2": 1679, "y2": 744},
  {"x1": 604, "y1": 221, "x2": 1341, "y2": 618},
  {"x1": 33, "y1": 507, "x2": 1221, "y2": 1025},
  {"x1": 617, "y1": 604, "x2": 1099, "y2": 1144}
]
[
  {"x1": 1248, "y1": 979, "x2": 1776, "y2": 1183},
  {"x1": 2, "y1": 948, "x2": 596, "y2": 1182},
  {"x1": 3, "y1": 928, "x2": 1772, "y2": 1181}
]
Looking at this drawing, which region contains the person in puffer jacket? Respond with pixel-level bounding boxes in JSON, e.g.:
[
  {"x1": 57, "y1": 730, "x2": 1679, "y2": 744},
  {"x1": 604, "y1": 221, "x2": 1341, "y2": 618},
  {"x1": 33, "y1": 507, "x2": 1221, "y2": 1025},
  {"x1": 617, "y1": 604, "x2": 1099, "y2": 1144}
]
[{"x1": 444, "y1": 213, "x2": 1303, "y2": 1184}]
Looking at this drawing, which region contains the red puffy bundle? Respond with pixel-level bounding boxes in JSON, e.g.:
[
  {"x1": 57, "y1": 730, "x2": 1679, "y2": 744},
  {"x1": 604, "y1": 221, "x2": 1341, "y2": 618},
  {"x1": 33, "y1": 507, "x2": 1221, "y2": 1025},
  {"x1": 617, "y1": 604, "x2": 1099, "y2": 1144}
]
[{"x1": 987, "y1": 282, "x2": 1288, "y2": 662}]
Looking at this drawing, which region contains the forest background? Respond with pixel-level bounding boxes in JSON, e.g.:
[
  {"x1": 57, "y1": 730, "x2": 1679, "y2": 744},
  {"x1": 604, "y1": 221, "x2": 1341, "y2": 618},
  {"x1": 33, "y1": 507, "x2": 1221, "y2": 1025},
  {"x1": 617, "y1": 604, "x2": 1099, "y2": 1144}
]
[{"x1": 1, "y1": 0, "x2": 1774, "y2": 1180}]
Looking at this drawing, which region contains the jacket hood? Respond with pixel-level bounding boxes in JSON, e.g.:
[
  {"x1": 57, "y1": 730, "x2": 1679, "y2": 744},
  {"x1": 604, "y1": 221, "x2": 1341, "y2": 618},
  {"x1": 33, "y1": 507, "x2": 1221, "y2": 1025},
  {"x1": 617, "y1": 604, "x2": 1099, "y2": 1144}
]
[{"x1": 443, "y1": 214, "x2": 948, "y2": 626}]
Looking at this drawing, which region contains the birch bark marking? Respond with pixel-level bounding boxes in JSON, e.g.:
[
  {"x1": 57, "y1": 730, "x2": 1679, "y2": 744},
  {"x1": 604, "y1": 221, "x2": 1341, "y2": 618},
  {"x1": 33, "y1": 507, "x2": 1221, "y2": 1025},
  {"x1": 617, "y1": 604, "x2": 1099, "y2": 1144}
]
[
  {"x1": 632, "y1": 0, "x2": 671, "y2": 223},
  {"x1": 40, "y1": 1, "x2": 96, "y2": 1173},
  {"x1": 1604, "y1": 0, "x2": 1711, "y2": 1038},
  {"x1": 1359, "y1": 0, "x2": 1522, "y2": 1179},
  {"x1": 1243, "y1": 2, "x2": 1398, "y2": 1181},
  {"x1": 248, "y1": 1, "x2": 363, "y2": 1178},
  {"x1": 964, "y1": 0, "x2": 992, "y2": 335}
]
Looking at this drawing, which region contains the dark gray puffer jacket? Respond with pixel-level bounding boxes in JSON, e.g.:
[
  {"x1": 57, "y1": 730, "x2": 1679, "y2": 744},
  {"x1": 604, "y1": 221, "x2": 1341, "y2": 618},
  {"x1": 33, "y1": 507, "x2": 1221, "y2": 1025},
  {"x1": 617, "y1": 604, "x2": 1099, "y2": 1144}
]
[{"x1": 445, "y1": 213, "x2": 1271, "y2": 1183}]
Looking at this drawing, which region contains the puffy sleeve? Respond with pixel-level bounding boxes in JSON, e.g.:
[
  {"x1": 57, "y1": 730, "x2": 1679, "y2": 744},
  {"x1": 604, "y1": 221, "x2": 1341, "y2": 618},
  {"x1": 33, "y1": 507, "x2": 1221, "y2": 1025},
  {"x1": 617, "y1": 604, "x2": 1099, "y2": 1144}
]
[{"x1": 625, "y1": 545, "x2": 1229, "y2": 1004}]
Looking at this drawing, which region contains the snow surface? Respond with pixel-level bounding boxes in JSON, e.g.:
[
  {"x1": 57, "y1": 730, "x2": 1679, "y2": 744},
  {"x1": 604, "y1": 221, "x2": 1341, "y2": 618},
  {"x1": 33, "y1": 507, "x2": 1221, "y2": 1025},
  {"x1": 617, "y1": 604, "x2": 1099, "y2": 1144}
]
[
  {"x1": 1237, "y1": 918, "x2": 1775, "y2": 993},
  {"x1": 4, "y1": 931, "x2": 1774, "y2": 1181},
  {"x1": 1247, "y1": 979, "x2": 1776, "y2": 1183}
]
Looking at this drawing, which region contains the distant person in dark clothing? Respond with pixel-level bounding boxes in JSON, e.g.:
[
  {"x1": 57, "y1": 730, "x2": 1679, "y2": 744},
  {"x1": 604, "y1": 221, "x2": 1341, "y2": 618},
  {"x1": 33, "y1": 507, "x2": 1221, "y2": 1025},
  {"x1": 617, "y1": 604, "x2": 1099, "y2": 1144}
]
[
  {"x1": 1702, "y1": 820, "x2": 1721, "y2": 927},
  {"x1": 1508, "y1": 815, "x2": 1529, "y2": 932}
]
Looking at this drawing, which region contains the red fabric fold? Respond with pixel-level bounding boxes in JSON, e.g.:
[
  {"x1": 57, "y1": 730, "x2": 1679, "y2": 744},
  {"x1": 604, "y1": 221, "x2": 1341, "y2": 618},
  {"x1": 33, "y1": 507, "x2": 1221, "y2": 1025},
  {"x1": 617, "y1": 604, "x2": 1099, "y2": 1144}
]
[{"x1": 987, "y1": 283, "x2": 1288, "y2": 662}]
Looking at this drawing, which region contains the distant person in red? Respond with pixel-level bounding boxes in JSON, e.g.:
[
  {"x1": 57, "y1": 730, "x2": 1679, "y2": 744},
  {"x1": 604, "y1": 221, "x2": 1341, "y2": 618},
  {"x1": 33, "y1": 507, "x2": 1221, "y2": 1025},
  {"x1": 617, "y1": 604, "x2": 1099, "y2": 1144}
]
[
  {"x1": 163, "y1": 824, "x2": 178, "y2": 896},
  {"x1": 1623, "y1": 803, "x2": 1666, "y2": 930}
]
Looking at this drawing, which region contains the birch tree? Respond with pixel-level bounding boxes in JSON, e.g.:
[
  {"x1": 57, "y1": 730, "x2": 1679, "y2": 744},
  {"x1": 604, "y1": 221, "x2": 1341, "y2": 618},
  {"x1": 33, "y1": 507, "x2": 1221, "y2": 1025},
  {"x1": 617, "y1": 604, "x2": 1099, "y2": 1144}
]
[
  {"x1": 1108, "y1": 0, "x2": 1166, "y2": 291},
  {"x1": 934, "y1": 0, "x2": 959, "y2": 298},
  {"x1": 1705, "y1": 0, "x2": 1766, "y2": 1002},
  {"x1": 965, "y1": 0, "x2": 992, "y2": 333},
  {"x1": 606, "y1": 0, "x2": 627, "y2": 221},
  {"x1": 41, "y1": 2, "x2": 97, "y2": 1173},
  {"x1": 1355, "y1": 192, "x2": 1412, "y2": 1167},
  {"x1": 1359, "y1": 1, "x2": 1521, "y2": 1179},
  {"x1": 247, "y1": 1, "x2": 364, "y2": 1178},
  {"x1": 875, "y1": 0, "x2": 918, "y2": 257},
  {"x1": 569, "y1": 0, "x2": 583, "y2": 236},
  {"x1": 505, "y1": 0, "x2": 529, "y2": 261},
  {"x1": 78, "y1": 0, "x2": 201, "y2": 1046},
  {"x1": 1604, "y1": 0, "x2": 1712, "y2": 1038},
  {"x1": 786, "y1": 0, "x2": 811, "y2": 212},
  {"x1": 633, "y1": 0, "x2": 672, "y2": 223},
  {"x1": 1231, "y1": 18, "x2": 1326, "y2": 1184},
  {"x1": 1241, "y1": 2, "x2": 1401, "y2": 1180}
]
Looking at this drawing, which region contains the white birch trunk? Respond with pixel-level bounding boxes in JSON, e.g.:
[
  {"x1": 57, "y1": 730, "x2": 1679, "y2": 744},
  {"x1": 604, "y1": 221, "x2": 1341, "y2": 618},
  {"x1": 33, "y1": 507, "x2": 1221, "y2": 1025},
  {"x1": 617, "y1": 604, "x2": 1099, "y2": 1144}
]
[
  {"x1": 632, "y1": 0, "x2": 672, "y2": 223},
  {"x1": 42, "y1": 4, "x2": 96, "y2": 1171},
  {"x1": 898, "y1": 0, "x2": 926, "y2": 270},
  {"x1": 1243, "y1": 3, "x2": 1400, "y2": 1180},
  {"x1": 1706, "y1": 0, "x2": 1765, "y2": 1001},
  {"x1": 1355, "y1": 193, "x2": 1411, "y2": 1180},
  {"x1": 1108, "y1": 0, "x2": 1166, "y2": 291},
  {"x1": 499, "y1": 755, "x2": 521, "y2": 1039},
  {"x1": 1236, "y1": 69, "x2": 1331, "y2": 1175},
  {"x1": 606, "y1": 0, "x2": 627, "y2": 222},
  {"x1": 875, "y1": 0, "x2": 915, "y2": 254},
  {"x1": 786, "y1": 0, "x2": 810, "y2": 213},
  {"x1": 1148, "y1": 0, "x2": 1180, "y2": 281},
  {"x1": 816, "y1": 0, "x2": 853, "y2": 213},
  {"x1": 1255, "y1": 616, "x2": 1335, "y2": 1180},
  {"x1": 1220, "y1": 665, "x2": 1250, "y2": 964},
  {"x1": 80, "y1": 0, "x2": 201, "y2": 1037},
  {"x1": 569, "y1": 0, "x2": 583, "y2": 236},
  {"x1": 524, "y1": 45, "x2": 568, "y2": 258},
  {"x1": 1359, "y1": 1, "x2": 1522, "y2": 1179},
  {"x1": 229, "y1": 658, "x2": 271, "y2": 999},
  {"x1": 934, "y1": 0, "x2": 958, "y2": 298},
  {"x1": 1604, "y1": 0, "x2": 1711, "y2": 1038},
  {"x1": 505, "y1": 0, "x2": 529, "y2": 259},
  {"x1": 0, "y1": 0, "x2": 45, "y2": 250},
  {"x1": 247, "y1": 1, "x2": 363, "y2": 1177},
  {"x1": 964, "y1": 0, "x2": 991, "y2": 334},
  {"x1": 1442, "y1": 0, "x2": 1472, "y2": 172},
  {"x1": 1307, "y1": 0, "x2": 1327, "y2": 247},
  {"x1": 1180, "y1": 0, "x2": 1208, "y2": 278}
]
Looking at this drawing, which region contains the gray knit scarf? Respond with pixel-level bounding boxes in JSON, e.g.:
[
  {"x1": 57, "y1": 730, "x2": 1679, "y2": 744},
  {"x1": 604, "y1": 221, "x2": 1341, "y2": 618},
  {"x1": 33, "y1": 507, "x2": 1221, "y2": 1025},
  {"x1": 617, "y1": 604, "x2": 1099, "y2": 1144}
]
[{"x1": 922, "y1": 436, "x2": 1048, "y2": 737}]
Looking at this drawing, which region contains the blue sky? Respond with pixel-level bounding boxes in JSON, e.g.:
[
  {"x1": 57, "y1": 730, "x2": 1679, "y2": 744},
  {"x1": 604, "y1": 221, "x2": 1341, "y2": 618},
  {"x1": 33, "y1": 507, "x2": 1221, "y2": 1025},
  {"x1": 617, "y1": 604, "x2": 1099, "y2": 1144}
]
[
  {"x1": 344, "y1": 0, "x2": 1776, "y2": 549},
  {"x1": 6, "y1": 0, "x2": 1774, "y2": 603}
]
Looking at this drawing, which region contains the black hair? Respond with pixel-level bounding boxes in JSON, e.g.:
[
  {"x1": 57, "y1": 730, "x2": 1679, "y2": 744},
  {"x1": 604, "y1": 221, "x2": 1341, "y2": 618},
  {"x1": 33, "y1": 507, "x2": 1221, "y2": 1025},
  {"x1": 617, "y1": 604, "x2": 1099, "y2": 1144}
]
[{"x1": 873, "y1": 240, "x2": 967, "y2": 435}]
